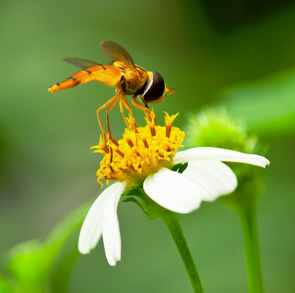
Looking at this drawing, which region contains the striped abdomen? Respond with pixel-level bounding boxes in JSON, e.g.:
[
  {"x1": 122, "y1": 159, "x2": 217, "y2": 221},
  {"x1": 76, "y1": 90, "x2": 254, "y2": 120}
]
[{"x1": 48, "y1": 64, "x2": 122, "y2": 93}]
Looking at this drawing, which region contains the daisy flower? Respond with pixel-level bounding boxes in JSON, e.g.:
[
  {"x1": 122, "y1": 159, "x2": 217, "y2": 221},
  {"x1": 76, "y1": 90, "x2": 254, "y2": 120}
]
[{"x1": 78, "y1": 110, "x2": 269, "y2": 266}]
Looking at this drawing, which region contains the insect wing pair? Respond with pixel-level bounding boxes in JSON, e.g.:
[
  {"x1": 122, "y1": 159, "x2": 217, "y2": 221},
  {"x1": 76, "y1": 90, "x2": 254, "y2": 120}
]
[{"x1": 48, "y1": 40, "x2": 174, "y2": 106}]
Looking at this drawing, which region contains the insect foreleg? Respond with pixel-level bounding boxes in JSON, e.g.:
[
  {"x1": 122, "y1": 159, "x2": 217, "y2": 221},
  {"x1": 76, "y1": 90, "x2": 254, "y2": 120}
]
[{"x1": 132, "y1": 95, "x2": 151, "y2": 121}]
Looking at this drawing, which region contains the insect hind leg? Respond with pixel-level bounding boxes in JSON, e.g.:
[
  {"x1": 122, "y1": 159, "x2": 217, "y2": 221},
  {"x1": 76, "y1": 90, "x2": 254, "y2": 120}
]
[
  {"x1": 105, "y1": 90, "x2": 121, "y2": 140},
  {"x1": 119, "y1": 94, "x2": 131, "y2": 130},
  {"x1": 96, "y1": 91, "x2": 121, "y2": 149}
]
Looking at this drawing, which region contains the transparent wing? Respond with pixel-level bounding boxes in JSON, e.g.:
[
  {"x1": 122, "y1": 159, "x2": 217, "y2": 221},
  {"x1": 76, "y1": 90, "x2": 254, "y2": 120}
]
[
  {"x1": 100, "y1": 40, "x2": 136, "y2": 70},
  {"x1": 64, "y1": 58, "x2": 99, "y2": 68}
]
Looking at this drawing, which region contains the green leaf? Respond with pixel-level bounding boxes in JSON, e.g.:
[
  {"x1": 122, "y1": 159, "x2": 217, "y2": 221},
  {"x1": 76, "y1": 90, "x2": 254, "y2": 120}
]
[
  {"x1": 222, "y1": 68, "x2": 295, "y2": 138},
  {"x1": 46, "y1": 201, "x2": 91, "y2": 292},
  {"x1": 178, "y1": 162, "x2": 188, "y2": 174},
  {"x1": 49, "y1": 237, "x2": 81, "y2": 293},
  {"x1": 7, "y1": 240, "x2": 51, "y2": 293},
  {"x1": 0, "y1": 274, "x2": 14, "y2": 293},
  {"x1": 6, "y1": 201, "x2": 92, "y2": 293},
  {"x1": 171, "y1": 163, "x2": 183, "y2": 172},
  {"x1": 171, "y1": 163, "x2": 188, "y2": 173}
]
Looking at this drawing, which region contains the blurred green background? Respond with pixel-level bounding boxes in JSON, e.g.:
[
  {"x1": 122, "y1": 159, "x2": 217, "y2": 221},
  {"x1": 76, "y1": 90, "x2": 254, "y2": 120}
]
[{"x1": 1, "y1": 0, "x2": 295, "y2": 292}]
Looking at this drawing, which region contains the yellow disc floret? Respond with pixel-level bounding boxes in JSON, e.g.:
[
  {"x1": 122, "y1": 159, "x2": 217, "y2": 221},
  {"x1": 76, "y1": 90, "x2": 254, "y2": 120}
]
[{"x1": 91, "y1": 110, "x2": 185, "y2": 187}]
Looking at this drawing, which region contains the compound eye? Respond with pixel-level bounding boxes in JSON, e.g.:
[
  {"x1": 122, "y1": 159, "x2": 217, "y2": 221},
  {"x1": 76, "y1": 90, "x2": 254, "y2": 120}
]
[{"x1": 143, "y1": 71, "x2": 165, "y2": 102}]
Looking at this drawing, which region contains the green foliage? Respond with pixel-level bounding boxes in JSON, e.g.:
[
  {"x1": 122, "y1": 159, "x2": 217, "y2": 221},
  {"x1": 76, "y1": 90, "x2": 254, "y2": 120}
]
[
  {"x1": 1, "y1": 202, "x2": 91, "y2": 293},
  {"x1": 8, "y1": 240, "x2": 52, "y2": 293},
  {"x1": 0, "y1": 274, "x2": 14, "y2": 293},
  {"x1": 50, "y1": 239, "x2": 81, "y2": 293},
  {"x1": 222, "y1": 68, "x2": 295, "y2": 139},
  {"x1": 171, "y1": 162, "x2": 188, "y2": 174}
]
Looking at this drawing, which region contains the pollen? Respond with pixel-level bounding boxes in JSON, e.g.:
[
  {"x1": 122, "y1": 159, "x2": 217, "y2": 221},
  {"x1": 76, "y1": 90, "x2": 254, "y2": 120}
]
[{"x1": 92, "y1": 110, "x2": 185, "y2": 187}]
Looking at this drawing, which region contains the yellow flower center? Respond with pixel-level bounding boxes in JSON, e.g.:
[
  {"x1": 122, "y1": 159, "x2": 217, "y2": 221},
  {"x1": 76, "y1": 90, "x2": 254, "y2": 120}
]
[{"x1": 92, "y1": 110, "x2": 185, "y2": 187}]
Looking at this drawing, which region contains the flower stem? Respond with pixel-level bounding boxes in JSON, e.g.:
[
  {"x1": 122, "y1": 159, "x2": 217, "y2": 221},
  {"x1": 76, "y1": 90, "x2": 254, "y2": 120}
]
[
  {"x1": 239, "y1": 206, "x2": 264, "y2": 293},
  {"x1": 160, "y1": 211, "x2": 204, "y2": 293}
]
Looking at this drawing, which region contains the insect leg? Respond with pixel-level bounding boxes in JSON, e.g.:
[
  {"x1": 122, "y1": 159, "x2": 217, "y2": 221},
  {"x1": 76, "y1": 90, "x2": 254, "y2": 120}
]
[
  {"x1": 131, "y1": 95, "x2": 151, "y2": 121},
  {"x1": 105, "y1": 90, "x2": 121, "y2": 139},
  {"x1": 121, "y1": 94, "x2": 137, "y2": 131},
  {"x1": 119, "y1": 94, "x2": 131, "y2": 130},
  {"x1": 96, "y1": 94, "x2": 120, "y2": 147}
]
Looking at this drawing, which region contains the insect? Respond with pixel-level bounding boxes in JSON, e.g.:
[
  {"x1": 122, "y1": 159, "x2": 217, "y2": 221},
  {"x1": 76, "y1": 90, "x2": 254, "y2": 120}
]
[{"x1": 48, "y1": 40, "x2": 174, "y2": 147}]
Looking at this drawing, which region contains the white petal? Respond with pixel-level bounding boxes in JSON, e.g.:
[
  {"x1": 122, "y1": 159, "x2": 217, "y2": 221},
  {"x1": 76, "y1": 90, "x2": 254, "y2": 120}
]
[
  {"x1": 174, "y1": 147, "x2": 270, "y2": 168},
  {"x1": 182, "y1": 161, "x2": 238, "y2": 201},
  {"x1": 143, "y1": 168, "x2": 208, "y2": 214},
  {"x1": 102, "y1": 181, "x2": 126, "y2": 266},
  {"x1": 78, "y1": 182, "x2": 125, "y2": 255}
]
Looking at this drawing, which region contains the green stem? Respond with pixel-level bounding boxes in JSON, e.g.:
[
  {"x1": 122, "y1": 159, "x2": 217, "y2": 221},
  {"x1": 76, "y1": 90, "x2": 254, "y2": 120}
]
[
  {"x1": 160, "y1": 211, "x2": 204, "y2": 293},
  {"x1": 239, "y1": 206, "x2": 264, "y2": 293}
]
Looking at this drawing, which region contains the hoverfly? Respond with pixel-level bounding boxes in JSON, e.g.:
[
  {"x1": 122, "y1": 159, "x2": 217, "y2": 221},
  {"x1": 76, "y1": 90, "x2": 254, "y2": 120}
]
[{"x1": 49, "y1": 40, "x2": 174, "y2": 147}]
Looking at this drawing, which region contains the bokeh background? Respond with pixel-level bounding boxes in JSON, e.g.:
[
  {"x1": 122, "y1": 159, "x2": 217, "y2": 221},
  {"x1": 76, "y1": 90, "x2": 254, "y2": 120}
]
[{"x1": 1, "y1": 0, "x2": 295, "y2": 292}]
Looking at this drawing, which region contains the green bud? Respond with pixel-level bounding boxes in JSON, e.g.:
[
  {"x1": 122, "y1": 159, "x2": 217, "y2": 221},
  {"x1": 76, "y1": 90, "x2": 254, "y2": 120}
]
[{"x1": 184, "y1": 106, "x2": 268, "y2": 210}]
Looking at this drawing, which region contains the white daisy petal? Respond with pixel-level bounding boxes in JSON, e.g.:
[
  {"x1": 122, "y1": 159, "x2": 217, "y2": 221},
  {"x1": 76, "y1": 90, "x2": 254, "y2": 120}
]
[
  {"x1": 174, "y1": 147, "x2": 270, "y2": 167},
  {"x1": 78, "y1": 182, "x2": 125, "y2": 255},
  {"x1": 143, "y1": 167, "x2": 208, "y2": 214},
  {"x1": 102, "y1": 181, "x2": 127, "y2": 266},
  {"x1": 182, "y1": 161, "x2": 238, "y2": 201},
  {"x1": 88, "y1": 220, "x2": 103, "y2": 251}
]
